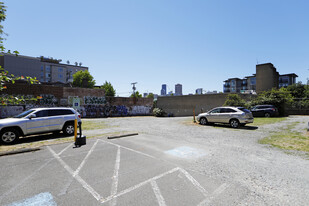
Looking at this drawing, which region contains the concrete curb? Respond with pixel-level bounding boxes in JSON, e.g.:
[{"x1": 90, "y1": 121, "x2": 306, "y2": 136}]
[
  {"x1": 0, "y1": 147, "x2": 41, "y2": 157},
  {"x1": 107, "y1": 133, "x2": 139, "y2": 139}
]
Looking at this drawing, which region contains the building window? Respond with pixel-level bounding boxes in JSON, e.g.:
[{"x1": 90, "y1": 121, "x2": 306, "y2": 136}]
[
  {"x1": 58, "y1": 74, "x2": 63, "y2": 78},
  {"x1": 58, "y1": 67, "x2": 63, "y2": 72},
  {"x1": 250, "y1": 77, "x2": 256, "y2": 85}
]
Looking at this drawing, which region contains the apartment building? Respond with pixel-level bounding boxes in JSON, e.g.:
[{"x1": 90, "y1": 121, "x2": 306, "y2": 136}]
[
  {"x1": 0, "y1": 53, "x2": 88, "y2": 84},
  {"x1": 223, "y1": 63, "x2": 297, "y2": 93}
]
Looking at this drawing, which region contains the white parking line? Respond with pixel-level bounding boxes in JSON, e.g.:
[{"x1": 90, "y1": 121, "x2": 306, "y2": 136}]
[
  {"x1": 179, "y1": 168, "x2": 208, "y2": 197},
  {"x1": 151, "y1": 180, "x2": 167, "y2": 206},
  {"x1": 110, "y1": 146, "x2": 121, "y2": 206},
  {"x1": 99, "y1": 139, "x2": 155, "y2": 159},
  {"x1": 47, "y1": 146, "x2": 102, "y2": 201},
  {"x1": 101, "y1": 167, "x2": 180, "y2": 204},
  {"x1": 58, "y1": 143, "x2": 73, "y2": 156},
  {"x1": 73, "y1": 139, "x2": 99, "y2": 177},
  {"x1": 197, "y1": 183, "x2": 229, "y2": 206}
]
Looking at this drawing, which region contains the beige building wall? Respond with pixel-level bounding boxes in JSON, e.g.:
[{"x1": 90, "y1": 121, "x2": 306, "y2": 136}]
[
  {"x1": 157, "y1": 94, "x2": 254, "y2": 116},
  {"x1": 256, "y1": 63, "x2": 279, "y2": 93}
]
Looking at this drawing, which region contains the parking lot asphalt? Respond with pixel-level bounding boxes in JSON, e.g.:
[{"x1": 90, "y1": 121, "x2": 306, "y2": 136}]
[{"x1": 1, "y1": 116, "x2": 309, "y2": 205}]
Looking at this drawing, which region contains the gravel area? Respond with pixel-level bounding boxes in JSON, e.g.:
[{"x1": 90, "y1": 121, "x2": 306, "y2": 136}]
[{"x1": 83, "y1": 115, "x2": 309, "y2": 205}]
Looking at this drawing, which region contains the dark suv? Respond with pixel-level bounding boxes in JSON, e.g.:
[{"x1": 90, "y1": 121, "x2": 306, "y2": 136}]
[{"x1": 250, "y1": 105, "x2": 279, "y2": 117}]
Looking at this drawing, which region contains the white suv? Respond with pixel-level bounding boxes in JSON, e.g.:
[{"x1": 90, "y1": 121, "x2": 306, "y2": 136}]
[
  {"x1": 197, "y1": 106, "x2": 254, "y2": 128},
  {"x1": 0, "y1": 107, "x2": 81, "y2": 144}
]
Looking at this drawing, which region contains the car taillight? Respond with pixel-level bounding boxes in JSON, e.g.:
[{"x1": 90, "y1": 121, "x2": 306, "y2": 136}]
[
  {"x1": 271, "y1": 108, "x2": 275, "y2": 111},
  {"x1": 78, "y1": 115, "x2": 81, "y2": 119}
]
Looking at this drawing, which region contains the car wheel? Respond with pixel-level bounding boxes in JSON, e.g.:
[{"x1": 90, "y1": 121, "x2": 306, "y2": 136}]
[
  {"x1": 0, "y1": 128, "x2": 19, "y2": 144},
  {"x1": 199, "y1": 117, "x2": 208, "y2": 125},
  {"x1": 230, "y1": 119, "x2": 240, "y2": 128},
  {"x1": 63, "y1": 123, "x2": 75, "y2": 136},
  {"x1": 264, "y1": 112, "x2": 271, "y2": 117}
]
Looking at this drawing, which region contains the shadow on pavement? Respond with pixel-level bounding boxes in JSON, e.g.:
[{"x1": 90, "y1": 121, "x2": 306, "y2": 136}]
[
  {"x1": 205, "y1": 123, "x2": 259, "y2": 130},
  {"x1": 0, "y1": 133, "x2": 72, "y2": 146}
]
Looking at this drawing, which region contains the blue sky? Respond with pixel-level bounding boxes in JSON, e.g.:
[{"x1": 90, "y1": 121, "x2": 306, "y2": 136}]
[{"x1": 2, "y1": 0, "x2": 309, "y2": 96}]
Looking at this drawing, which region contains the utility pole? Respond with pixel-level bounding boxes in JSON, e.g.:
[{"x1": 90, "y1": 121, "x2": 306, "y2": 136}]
[{"x1": 131, "y1": 82, "x2": 137, "y2": 97}]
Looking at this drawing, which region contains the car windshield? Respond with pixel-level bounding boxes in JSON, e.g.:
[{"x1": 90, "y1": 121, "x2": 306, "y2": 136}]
[
  {"x1": 13, "y1": 110, "x2": 35, "y2": 118},
  {"x1": 238, "y1": 107, "x2": 251, "y2": 113}
]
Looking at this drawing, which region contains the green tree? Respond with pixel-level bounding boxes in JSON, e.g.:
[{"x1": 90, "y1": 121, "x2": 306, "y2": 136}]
[
  {"x1": 72, "y1": 70, "x2": 95, "y2": 88},
  {"x1": 146, "y1": 93, "x2": 154, "y2": 98},
  {"x1": 223, "y1": 94, "x2": 246, "y2": 107},
  {"x1": 100, "y1": 81, "x2": 116, "y2": 97},
  {"x1": 130, "y1": 91, "x2": 142, "y2": 98},
  {"x1": 286, "y1": 81, "x2": 306, "y2": 99}
]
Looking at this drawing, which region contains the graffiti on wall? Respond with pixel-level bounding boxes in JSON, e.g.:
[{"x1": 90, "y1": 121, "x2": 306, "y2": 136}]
[
  {"x1": 129, "y1": 106, "x2": 151, "y2": 115},
  {"x1": 80, "y1": 104, "x2": 151, "y2": 118},
  {"x1": 39, "y1": 94, "x2": 58, "y2": 105},
  {"x1": 84, "y1": 96, "x2": 106, "y2": 105},
  {"x1": 0, "y1": 106, "x2": 24, "y2": 118}
]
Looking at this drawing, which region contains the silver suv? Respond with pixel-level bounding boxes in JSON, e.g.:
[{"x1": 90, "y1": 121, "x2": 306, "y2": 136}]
[
  {"x1": 197, "y1": 106, "x2": 254, "y2": 128},
  {"x1": 0, "y1": 107, "x2": 81, "y2": 144}
]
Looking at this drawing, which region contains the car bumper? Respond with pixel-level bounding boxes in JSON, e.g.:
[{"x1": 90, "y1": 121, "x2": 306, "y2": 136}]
[{"x1": 239, "y1": 118, "x2": 254, "y2": 124}]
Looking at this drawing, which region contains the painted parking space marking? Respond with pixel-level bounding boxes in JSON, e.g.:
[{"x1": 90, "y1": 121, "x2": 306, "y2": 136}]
[
  {"x1": 47, "y1": 146, "x2": 102, "y2": 201},
  {"x1": 45, "y1": 139, "x2": 213, "y2": 205},
  {"x1": 6, "y1": 192, "x2": 56, "y2": 206},
  {"x1": 151, "y1": 180, "x2": 167, "y2": 206},
  {"x1": 197, "y1": 183, "x2": 229, "y2": 206},
  {"x1": 110, "y1": 146, "x2": 120, "y2": 206},
  {"x1": 165, "y1": 146, "x2": 207, "y2": 159}
]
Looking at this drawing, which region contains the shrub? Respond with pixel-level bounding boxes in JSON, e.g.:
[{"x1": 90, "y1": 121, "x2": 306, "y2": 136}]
[
  {"x1": 153, "y1": 108, "x2": 165, "y2": 117},
  {"x1": 223, "y1": 94, "x2": 246, "y2": 107}
]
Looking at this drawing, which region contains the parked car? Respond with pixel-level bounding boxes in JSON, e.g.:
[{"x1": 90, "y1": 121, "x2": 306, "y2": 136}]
[
  {"x1": 250, "y1": 105, "x2": 279, "y2": 117},
  {"x1": 196, "y1": 106, "x2": 254, "y2": 128},
  {"x1": 0, "y1": 107, "x2": 81, "y2": 144}
]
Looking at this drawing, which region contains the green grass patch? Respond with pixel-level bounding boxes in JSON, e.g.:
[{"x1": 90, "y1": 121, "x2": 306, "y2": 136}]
[
  {"x1": 259, "y1": 123, "x2": 309, "y2": 153},
  {"x1": 82, "y1": 119, "x2": 110, "y2": 130},
  {"x1": 251, "y1": 117, "x2": 287, "y2": 126}
]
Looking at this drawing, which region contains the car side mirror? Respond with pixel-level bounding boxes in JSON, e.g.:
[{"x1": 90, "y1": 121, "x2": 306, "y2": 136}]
[{"x1": 28, "y1": 114, "x2": 36, "y2": 119}]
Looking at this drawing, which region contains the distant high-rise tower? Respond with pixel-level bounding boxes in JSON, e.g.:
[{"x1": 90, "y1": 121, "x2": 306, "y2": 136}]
[
  {"x1": 161, "y1": 84, "x2": 167, "y2": 96},
  {"x1": 196, "y1": 88, "x2": 203, "y2": 95},
  {"x1": 175, "y1": 84, "x2": 182, "y2": 96}
]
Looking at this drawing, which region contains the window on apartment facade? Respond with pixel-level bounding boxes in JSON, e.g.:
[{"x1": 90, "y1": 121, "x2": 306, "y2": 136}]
[
  {"x1": 58, "y1": 67, "x2": 63, "y2": 73},
  {"x1": 250, "y1": 77, "x2": 256, "y2": 85},
  {"x1": 231, "y1": 80, "x2": 235, "y2": 86}
]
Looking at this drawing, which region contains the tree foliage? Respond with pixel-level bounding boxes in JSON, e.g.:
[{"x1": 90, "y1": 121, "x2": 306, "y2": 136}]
[
  {"x1": 130, "y1": 91, "x2": 142, "y2": 98},
  {"x1": 146, "y1": 93, "x2": 154, "y2": 98},
  {"x1": 100, "y1": 81, "x2": 116, "y2": 97},
  {"x1": 72, "y1": 70, "x2": 96, "y2": 88},
  {"x1": 286, "y1": 81, "x2": 309, "y2": 99},
  {"x1": 223, "y1": 94, "x2": 246, "y2": 107}
]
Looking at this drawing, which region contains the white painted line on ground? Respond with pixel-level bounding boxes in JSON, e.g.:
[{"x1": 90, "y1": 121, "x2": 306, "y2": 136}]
[
  {"x1": 110, "y1": 146, "x2": 121, "y2": 206},
  {"x1": 101, "y1": 167, "x2": 180, "y2": 204},
  {"x1": 47, "y1": 146, "x2": 102, "y2": 201},
  {"x1": 178, "y1": 168, "x2": 208, "y2": 197},
  {"x1": 0, "y1": 158, "x2": 54, "y2": 202},
  {"x1": 99, "y1": 139, "x2": 155, "y2": 159},
  {"x1": 197, "y1": 183, "x2": 229, "y2": 206},
  {"x1": 73, "y1": 139, "x2": 99, "y2": 177},
  {"x1": 151, "y1": 180, "x2": 167, "y2": 206},
  {"x1": 58, "y1": 143, "x2": 73, "y2": 156}
]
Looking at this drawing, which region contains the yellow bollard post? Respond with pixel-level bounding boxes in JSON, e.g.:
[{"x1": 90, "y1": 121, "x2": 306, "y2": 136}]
[{"x1": 74, "y1": 115, "x2": 77, "y2": 143}]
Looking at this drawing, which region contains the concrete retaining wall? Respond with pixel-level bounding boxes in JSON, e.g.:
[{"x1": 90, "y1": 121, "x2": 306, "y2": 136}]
[{"x1": 157, "y1": 94, "x2": 254, "y2": 117}]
